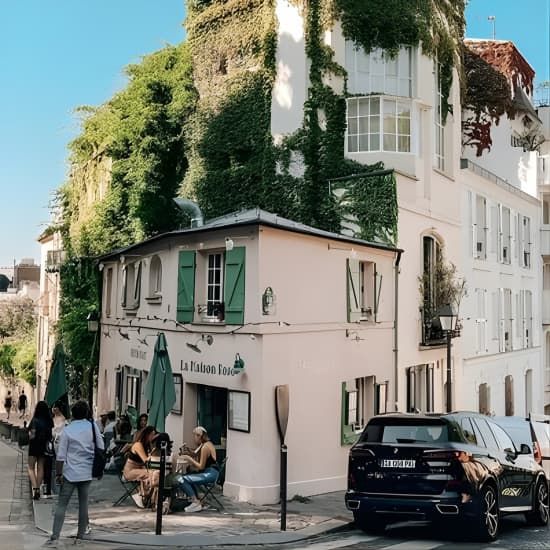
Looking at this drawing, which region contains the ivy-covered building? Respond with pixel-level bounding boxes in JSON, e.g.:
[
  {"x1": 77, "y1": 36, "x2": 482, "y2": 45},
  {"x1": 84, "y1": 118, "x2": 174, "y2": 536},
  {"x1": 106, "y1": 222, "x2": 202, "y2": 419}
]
[{"x1": 96, "y1": 209, "x2": 400, "y2": 503}]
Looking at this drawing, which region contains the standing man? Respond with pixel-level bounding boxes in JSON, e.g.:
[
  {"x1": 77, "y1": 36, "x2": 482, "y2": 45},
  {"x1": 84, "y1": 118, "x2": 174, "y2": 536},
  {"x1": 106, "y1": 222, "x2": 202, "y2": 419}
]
[
  {"x1": 43, "y1": 400, "x2": 104, "y2": 548},
  {"x1": 18, "y1": 389, "x2": 27, "y2": 419},
  {"x1": 4, "y1": 391, "x2": 12, "y2": 420}
]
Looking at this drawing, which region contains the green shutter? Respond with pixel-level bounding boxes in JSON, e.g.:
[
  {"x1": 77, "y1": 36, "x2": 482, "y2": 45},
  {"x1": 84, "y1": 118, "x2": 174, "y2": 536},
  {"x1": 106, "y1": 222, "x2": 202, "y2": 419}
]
[
  {"x1": 347, "y1": 259, "x2": 361, "y2": 322},
  {"x1": 224, "y1": 246, "x2": 246, "y2": 325},
  {"x1": 177, "y1": 251, "x2": 196, "y2": 323}
]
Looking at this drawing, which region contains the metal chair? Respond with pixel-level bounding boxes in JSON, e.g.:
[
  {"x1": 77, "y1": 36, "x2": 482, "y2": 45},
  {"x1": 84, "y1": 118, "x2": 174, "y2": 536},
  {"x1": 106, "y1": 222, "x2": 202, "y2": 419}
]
[
  {"x1": 198, "y1": 457, "x2": 227, "y2": 510},
  {"x1": 113, "y1": 456, "x2": 141, "y2": 507}
]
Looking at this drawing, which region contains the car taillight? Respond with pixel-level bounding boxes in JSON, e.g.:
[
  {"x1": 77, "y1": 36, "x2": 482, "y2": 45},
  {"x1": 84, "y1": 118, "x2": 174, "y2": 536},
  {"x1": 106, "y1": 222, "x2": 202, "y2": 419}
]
[{"x1": 534, "y1": 441, "x2": 543, "y2": 465}]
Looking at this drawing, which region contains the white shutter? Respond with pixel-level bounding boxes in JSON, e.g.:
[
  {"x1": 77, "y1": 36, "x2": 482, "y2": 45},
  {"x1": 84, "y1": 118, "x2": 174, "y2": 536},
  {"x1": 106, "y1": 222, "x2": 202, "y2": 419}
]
[
  {"x1": 516, "y1": 214, "x2": 522, "y2": 261},
  {"x1": 512, "y1": 211, "x2": 518, "y2": 259},
  {"x1": 498, "y1": 288, "x2": 505, "y2": 352},
  {"x1": 491, "y1": 290, "x2": 499, "y2": 341},
  {"x1": 468, "y1": 191, "x2": 475, "y2": 257},
  {"x1": 490, "y1": 204, "x2": 499, "y2": 255},
  {"x1": 518, "y1": 290, "x2": 525, "y2": 348},
  {"x1": 497, "y1": 204, "x2": 503, "y2": 263}
]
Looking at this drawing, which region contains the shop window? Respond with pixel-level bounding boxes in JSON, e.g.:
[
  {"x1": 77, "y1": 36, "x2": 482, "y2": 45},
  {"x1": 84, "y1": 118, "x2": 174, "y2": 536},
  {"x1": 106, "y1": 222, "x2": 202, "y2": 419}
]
[
  {"x1": 346, "y1": 96, "x2": 411, "y2": 153},
  {"x1": 148, "y1": 255, "x2": 162, "y2": 299},
  {"x1": 505, "y1": 375, "x2": 514, "y2": 416},
  {"x1": 346, "y1": 259, "x2": 377, "y2": 322}
]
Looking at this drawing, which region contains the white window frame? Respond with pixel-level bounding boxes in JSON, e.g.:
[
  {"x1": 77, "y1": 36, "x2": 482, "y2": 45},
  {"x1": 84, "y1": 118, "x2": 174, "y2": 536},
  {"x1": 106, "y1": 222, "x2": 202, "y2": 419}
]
[
  {"x1": 521, "y1": 215, "x2": 531, "y2": 268},
  {"x1": 346, "y1": 96, "x2": 412, "y2": 154},
  {"x1": 205, "y1": 252, "x2": 224, "y2": 318},
  {"x1": 105, "y1": 267, "x2": 113, "y2": 318},
  {"x1": 475, "y1": 288, "x2": 487, "y2": 354},
  {"x1": 148, "y1": 255, "x2": 163, "y2": 298},
  {"x1": 345, "y1": 42, "x2": 413, "y2": 97},
  {"x1": 499, "y1": 205, "x2": 511, "y2": 264},
  {"x1": 475, "y1": 195, "x2": 487, "y2": 260}
]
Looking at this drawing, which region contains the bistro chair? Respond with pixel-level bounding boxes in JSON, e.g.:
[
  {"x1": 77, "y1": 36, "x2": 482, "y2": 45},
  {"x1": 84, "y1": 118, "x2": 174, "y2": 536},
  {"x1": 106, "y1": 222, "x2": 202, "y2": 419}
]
[
  {"x1": 113, "y1": 456, "x2": 141, "y2": 507},
  {"x1": 199, "y1": 456, "x2": 227, "y2": 511}
]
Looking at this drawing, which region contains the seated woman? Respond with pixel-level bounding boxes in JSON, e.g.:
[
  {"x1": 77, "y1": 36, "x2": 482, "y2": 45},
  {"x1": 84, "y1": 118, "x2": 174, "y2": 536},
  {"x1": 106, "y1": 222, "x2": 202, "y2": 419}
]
[
  {"x1": 176, "y1": 426, "x2": 218, "y2": 513},
  {"x1": 122, "y1": 425, "x2": 159, "y2": 507}
]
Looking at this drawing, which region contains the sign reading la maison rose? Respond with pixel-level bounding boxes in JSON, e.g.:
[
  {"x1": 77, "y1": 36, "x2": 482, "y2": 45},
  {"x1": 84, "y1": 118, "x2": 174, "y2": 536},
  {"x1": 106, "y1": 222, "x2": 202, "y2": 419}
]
[{"x1": 181, "y1": 360, "x2": 238, "y2": 377}]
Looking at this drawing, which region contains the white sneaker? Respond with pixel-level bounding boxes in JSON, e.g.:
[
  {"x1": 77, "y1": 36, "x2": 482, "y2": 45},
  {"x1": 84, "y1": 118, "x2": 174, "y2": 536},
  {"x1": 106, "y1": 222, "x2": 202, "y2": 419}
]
[
  {"x1": 131, "y1": 493, "x2": 144, "y2": 508},
  {"x1": 184, "y1": 501, "x2": 203, "y2": 513}
]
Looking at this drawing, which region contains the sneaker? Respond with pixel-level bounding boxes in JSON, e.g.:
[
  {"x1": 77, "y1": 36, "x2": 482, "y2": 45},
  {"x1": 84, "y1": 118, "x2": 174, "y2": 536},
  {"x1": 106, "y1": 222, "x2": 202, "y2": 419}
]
[
  {"x1": 184, "y1": 501, "x2": 203, "y2": 513},
  {"x1": 131, "y1": 493, "x2": 144, "y2": 508},
  {"x1": 42, "y1": 539, "x2": 65, "y2": 548}
]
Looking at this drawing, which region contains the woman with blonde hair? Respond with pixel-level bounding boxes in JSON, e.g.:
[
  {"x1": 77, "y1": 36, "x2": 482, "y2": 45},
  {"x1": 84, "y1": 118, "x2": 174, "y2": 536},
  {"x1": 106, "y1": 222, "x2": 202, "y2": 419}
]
[{"x1": 177, "y1": 426, "x2": 218, "y2": 513}]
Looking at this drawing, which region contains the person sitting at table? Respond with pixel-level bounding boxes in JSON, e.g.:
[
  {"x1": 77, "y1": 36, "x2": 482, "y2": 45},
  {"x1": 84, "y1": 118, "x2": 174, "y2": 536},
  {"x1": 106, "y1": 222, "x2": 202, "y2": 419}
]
[
  {"x1": 122, "y1": 425, "x2": 159, "y2": 507},
  {"x1": 176, "y1": 426, "x2": 218, "y2": 513}
]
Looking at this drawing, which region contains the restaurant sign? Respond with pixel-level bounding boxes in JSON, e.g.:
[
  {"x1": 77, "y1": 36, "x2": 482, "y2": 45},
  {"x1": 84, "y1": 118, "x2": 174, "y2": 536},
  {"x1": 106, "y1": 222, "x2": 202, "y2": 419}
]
[{"x1": 181, "y1": 360, "x2": 238, "y2": 377}]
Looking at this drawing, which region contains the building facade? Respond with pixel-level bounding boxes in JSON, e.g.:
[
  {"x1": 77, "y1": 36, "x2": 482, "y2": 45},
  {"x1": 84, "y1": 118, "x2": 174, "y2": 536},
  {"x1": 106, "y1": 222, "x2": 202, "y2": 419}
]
[{"x1": 97, "y1": 209, "x2": 399, "y2": 504}]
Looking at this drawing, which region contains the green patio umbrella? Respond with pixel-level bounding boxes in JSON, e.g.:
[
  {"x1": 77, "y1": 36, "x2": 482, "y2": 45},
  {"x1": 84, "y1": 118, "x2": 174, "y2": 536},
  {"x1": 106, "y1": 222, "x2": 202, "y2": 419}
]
[
  {"x1": 44, "y1": 343, "x2": 68, "y2": 407},
  {"x1": 144, "y1": 333, "x2": 176, "y2": 433}
]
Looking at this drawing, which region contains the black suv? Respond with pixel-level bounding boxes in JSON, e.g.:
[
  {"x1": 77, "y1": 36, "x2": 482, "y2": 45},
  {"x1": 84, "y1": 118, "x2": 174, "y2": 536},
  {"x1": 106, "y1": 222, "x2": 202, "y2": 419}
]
[{"x1": 345, "y1": 412, "x2": 549, "y2": 542}]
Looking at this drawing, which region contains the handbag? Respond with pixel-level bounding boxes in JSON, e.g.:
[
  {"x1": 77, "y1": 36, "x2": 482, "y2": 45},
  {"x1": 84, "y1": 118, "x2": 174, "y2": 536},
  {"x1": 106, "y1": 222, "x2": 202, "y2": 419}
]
[{"x1": 90, "y1": 420, "x2": 107, "y2": 479}]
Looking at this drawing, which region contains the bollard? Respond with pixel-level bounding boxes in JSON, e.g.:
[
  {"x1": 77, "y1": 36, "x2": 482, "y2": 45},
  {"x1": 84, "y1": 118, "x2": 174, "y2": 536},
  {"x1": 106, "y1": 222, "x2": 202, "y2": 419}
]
[{"x1": 155, "y1": 441, "x2": 167, "y2": 535}]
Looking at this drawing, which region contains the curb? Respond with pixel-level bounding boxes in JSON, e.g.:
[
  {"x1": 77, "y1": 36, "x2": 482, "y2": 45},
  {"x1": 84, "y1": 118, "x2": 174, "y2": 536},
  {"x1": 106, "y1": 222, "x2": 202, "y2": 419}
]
[{"x1": 85, "y1": 518, "x2": 351, "y2": 547}]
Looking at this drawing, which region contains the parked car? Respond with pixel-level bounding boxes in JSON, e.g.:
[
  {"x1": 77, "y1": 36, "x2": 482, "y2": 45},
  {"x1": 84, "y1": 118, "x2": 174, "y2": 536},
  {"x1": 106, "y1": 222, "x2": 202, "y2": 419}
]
[
  {"x1": 345, "y1": 412, "x2": 549, "y2": 542},
  {"x1": 492, "y1": 414, "x2": 550, "y2": 481}
]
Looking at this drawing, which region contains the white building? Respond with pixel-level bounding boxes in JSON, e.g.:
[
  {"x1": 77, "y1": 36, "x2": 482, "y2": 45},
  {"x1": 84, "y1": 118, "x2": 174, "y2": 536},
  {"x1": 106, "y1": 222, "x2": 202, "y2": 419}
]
[
  {"x1": 96, "y1": 209, "x2": 400, "y2": 504},
  {"x1": 35, "y1": 231, "x2": 64, "y2": 400},
  {"x1": 458, "y1": 40, "x2": 545, "y2": 416}
]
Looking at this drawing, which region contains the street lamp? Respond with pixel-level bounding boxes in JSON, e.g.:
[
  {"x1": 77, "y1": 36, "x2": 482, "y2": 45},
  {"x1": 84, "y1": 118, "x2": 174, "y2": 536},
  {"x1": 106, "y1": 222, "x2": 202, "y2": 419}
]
[
  {"x1": 86, "y1": 310, "x2": 99, "y2": 410},
  {"x1": 438, "y1": 304, "x2": 457, "y2": 413}
]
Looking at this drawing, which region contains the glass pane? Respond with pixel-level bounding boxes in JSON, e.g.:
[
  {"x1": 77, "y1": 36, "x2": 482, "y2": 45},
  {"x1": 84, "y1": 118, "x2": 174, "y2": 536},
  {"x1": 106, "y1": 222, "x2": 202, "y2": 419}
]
[
  {"x1": 398, "y1": 78, "x2": 411, "y2": 97},
  {"x1": 386, "y1": 56, "x2": 398, "y2": 76},
  {"x1": 345, "y1": 40, "x2": 355, "y2": 67},
  {"x1": 348, "y1": 136, "x2": 358, "y2": 152},
  {"x1": 384, "y1": 114, "x2": 396, "y2": 133},
  {"x1": 208, "y1": 287, "x2": 214, "y2": 301},
  {"x1": 359, "y1": 134, "x2": 369, "y2": 151},
  {"x1": 398, "y1": 136, "x2": 410, "y2": 152},
  {"x1": 348, "y1": 118, "x2": 358, "y2": 135},
  {"x1": 359, "y1": 117, "x2": 369, "y2": 134},
  {"x1": 357, "y1": 48, "x2": 369, "y2": 72},
  {"x1": 383, "y1": 134, "x2": 396, "y2": 151},
  {"x1": 398, "y1": 48, "x2": 411, "y2": 78},
  {"x1": 397, "y1": 101, "x2": 410, "y2": 117},
  {"x1": 384, "y1": 99, "x2": 396, "y2": 115},
  {"x1": 208, "y1": 270, "x2": 214, "y2": 284},
  {"x1": 348, "y1": 99, "x2": 357, "y2": 117},
  {"x1": 370, "y1": 49, "x2": 384, "y2": 74},
  {"x1": 369, "y1": 134, "x2": 380, "y2": 150},
  {"x1": 386, "y1": 76, "x2": 398, "y2": 95},
  {"x1": 371, "y1": 76, "x2": 384, "y2": 93},
  {"x1": 398, "y1": 117, "x2": 410, "y2": 134},
  {"x1": 358, "y1": 98, "x2": 369, "y2": 116},
  {"x1": 214, "y1": 270, "x2": 221, "y2": 284},
  {"x1": 369, "y1": 98, "x2": 380, "y2": 115},
  {"x1": 370, "y1": 115, "x2": 380, "y2": 133}
]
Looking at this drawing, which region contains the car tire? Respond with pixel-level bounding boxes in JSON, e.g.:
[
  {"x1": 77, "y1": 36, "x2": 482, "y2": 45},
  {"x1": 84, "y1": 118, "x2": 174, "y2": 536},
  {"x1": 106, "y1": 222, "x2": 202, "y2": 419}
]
[
  {"x1": 353, "y1": 512, "x2": 387, "y2": 535},
  {"x1": 474, "y1": 484, "x2": 499, "y2": 542},
  {"x1": 525, "y1": 479, "x2": 549, "y2": 527}
]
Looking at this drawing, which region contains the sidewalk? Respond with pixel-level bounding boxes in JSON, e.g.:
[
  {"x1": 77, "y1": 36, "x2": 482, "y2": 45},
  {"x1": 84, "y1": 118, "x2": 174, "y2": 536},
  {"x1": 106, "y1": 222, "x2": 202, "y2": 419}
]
[{"x1": 1, "y1": 415, "x2": 353, "y2": 547}]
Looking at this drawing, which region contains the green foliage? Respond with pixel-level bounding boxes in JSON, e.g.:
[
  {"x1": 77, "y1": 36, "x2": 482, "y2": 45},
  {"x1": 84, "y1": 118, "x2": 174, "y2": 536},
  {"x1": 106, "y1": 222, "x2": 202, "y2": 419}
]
[
  {"x1": 0, "y1": 344, "x2": 16, "y2": 379},
  {"x1": 12, "y1": 337, "x2": 37, "y2": 386},
  {"x1": 333, "y1": 0, "x2": 466, "y2": 120},
  {"x1": 334, "y1": 167, "x2": 398, "y2": 245}
]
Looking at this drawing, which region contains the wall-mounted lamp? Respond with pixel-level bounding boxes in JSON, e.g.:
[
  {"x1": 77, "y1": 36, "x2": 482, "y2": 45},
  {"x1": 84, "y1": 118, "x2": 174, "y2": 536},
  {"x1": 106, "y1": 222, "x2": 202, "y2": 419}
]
[
  {"x1": 225, "y1": 237, "x2": 234, "y2": 251},
  {"x1": 262, "y1": 287, "x2": 276, "y2": 315},
  {"x1": 233, "y1": 353, "x2": 245, "y2": 374},
  {"x1": 98, "y1": 262, "x2": 105, "y2": 272},
  {"x1": 186, "y1": 334, "x2": 214, "y2": 353},
  {"x1": 87, "y1": 311, "x2": 99, "y2": 333}
]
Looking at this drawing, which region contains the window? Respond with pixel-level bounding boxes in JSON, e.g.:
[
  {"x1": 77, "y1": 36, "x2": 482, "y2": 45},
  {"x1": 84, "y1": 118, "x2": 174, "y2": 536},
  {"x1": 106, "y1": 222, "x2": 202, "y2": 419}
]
[
  {"x1": 376, "y1": 382, "x2": 388, "y2": 414},
  {"x1": 105, "y1": 268, "x2": 113, "y2": 318},
  {"x1": 434, "y1": 61, "x2": 445, "y2": 171},
  {"x1": 148, "y1": 255, "x2": 162, "y2": 298},
  {"x1": 475, "y1": 288, "x2": 487, "y2": 353},
  {"x1": 121, "y1": 262, "x2": 140, "y2": 310},
  {"x1": 460, "y1": 417, "x2": 478, "y2": 445},
  {"x1": 346, "y1": 96, "x2": 411, "y2": 153},
  {"x1": 206, "y1": 252, "x2": 224, "y2": 318},
  {"x1": 487, "y1": 420, "x2": 516, "y2": 451},
  {"x1": 345, "y1": 42, "x2": 412, "y2": 97},
  {"x1": 347, "y1": 259, "x2": 377, "y2": 322},
  {"x1": 341, "y1": 376, "x2": 379, "y2": 444},
  {"x1": 478, "y1": 383, "x2": 491, "y2": 415},
  {"x1": 521, "y1": 215, "x2": 531, "y2": 268},
  {"x1": 125, "y1": 369, "x2": 141, "y2": 410},
  {"x1": 475, "y1": 195, "x2": 487, "y2": 259},
  {"x1": 472, "y1": 417, "x2": 499, "y2": 449},
  {"x1": 406, "y1": 364, "x2": 434, "y2": 413},
  {"x1": 499, "y1": 206, "x2": 511, "y2": 264},
  {"x1": 505, "y1": 375, "x2": 514, "y2": 416},
  {"x1": 493, "y1": 288, "x2": 512, "y2": 352},
  {"x1": 517, "y1": 290, "x2": 533, "y2": 348},
  {"x1": 423, "y1": 235, "x2": 441, "y2": 317}
]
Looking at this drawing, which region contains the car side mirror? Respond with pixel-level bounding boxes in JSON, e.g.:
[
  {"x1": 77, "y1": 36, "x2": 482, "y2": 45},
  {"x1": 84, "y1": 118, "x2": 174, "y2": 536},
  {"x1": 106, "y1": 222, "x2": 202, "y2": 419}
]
[{"x1": 519, "y1": 443, "x2": 531, "y2": 455}]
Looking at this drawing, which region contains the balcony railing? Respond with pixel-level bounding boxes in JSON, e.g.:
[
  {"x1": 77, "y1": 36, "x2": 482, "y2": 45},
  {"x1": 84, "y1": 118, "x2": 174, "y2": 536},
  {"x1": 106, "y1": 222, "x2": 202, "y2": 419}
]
[
  {"x1": 45, "y1": 250, "x2": 66, "y2": 273},
  {"x1": 420, "y1": 308, "x2": 461, "y2": 347}
]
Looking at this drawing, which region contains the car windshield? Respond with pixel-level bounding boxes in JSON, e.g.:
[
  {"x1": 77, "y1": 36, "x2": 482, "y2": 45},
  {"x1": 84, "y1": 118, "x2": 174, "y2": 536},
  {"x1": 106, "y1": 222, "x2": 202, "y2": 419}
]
[{"x1": 361, "y1": 421, "x2": 454, "y2": 444}]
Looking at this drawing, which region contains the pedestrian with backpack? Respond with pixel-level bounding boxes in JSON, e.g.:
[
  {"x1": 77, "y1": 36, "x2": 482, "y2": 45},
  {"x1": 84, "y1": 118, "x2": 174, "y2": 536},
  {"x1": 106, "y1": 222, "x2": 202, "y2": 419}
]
[{"x1": 4, "y1": 391, "x2": 12, "y2": 420}]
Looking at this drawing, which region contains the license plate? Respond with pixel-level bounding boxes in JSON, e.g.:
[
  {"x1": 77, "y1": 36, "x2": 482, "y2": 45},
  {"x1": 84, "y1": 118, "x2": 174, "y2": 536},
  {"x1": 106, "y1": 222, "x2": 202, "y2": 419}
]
[{"x1": 380, "y1": 459, "x2": 416, "y2": 468}]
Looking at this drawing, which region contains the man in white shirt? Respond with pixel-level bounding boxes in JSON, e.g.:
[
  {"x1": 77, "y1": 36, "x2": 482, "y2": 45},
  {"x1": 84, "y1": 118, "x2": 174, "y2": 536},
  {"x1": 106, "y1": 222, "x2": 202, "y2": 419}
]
[{"x1": 43, "y1": 400, "x2": 104, "y2": 548}]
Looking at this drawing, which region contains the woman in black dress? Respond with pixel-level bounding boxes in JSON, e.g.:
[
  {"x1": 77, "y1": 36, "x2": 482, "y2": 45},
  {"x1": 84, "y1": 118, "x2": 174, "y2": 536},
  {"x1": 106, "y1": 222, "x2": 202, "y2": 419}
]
[{"x1": 28, "y1": 401, "x2": 53, "y2": 500}]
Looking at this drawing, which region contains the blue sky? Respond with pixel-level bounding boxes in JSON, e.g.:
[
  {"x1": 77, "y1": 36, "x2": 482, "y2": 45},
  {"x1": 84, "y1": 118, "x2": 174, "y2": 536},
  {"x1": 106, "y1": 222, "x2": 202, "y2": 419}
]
[{"x1": 0, "y1": 1, "x2": 548, "y2": 267}]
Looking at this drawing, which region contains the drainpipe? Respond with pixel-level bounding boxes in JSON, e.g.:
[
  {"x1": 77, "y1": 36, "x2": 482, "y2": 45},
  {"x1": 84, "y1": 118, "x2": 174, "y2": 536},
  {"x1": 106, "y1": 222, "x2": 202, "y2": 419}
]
[
  {"x1": 393, "y1": 250, "x2": 402, "y2": 412},
  {"x1": 173, "y1": 198, "x2": 204, "y2": 227}
]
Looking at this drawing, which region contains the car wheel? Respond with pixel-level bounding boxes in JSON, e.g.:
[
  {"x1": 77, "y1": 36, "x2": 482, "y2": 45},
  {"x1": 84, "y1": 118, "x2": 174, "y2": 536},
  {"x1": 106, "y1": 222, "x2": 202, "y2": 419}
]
[
  {"x1": 353, "y1": 512, "x2": 387, "y2": 535},
  {"x1": 526, "y1": 479, "x2": 549, "y2": 526},
  {"x1": 474, "y1": 484, "x2": 499, "y2": 542}
]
